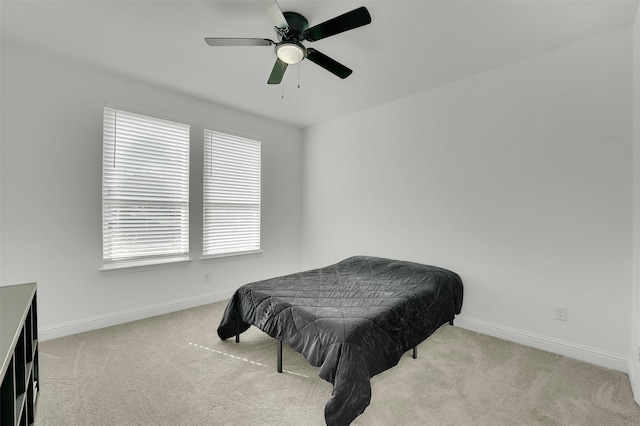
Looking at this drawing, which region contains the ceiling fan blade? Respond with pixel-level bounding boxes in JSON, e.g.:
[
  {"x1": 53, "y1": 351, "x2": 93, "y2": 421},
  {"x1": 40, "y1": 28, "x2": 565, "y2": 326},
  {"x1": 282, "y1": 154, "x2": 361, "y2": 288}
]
[
  {"x1": 257, "y1": 0, "x2": 289, "y2": 30},
  {"x1": 304, "y1": 6, "x2": 371, "y2": 42},
  {"x1": 205, "y1": 38, "x2": 275, "y2": 47},
  {"x1": 267, "y1": 58, "x2": 288, "y2": 84},
  {"x1": 306, "y1": 48, "x2": 352, "y2": 79}
]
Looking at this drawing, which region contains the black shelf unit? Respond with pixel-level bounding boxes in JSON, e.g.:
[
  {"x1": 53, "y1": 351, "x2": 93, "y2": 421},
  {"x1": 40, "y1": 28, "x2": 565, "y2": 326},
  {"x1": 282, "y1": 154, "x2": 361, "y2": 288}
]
[{"x1": 1, "y1": 283, "x2": 39, "y2": 425}]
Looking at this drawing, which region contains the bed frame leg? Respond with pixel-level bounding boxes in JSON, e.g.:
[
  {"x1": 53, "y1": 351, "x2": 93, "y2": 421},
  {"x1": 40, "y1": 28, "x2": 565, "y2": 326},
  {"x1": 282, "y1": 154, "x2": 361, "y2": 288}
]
[
  {"x1": 449, "y1": 318, "x2": 454, "y2": 326},
  {"x1": 412, "y1": 346, "x2": 417, "y2": 359},
  {"x1": 235, "y1": 321, "x2": 240, "y2": 343},
  {"x1": 277, "y1": 340, "x2": 283, "y2": 373}
]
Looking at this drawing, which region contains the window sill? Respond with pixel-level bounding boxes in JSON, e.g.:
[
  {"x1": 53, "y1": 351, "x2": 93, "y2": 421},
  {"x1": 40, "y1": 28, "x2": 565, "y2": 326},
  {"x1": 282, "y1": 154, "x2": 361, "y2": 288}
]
[
  {"x1": 100, "y1": 256, "x2": 193, "y2": 272},
  {"x1": 201, "y1": 250, "x2": 263, "y2": 261}
]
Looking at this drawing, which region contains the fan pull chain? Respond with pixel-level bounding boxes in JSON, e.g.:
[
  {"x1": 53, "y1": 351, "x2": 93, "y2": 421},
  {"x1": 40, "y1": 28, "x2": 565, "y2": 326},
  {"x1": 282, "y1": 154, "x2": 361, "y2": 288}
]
[{"x1": 297, "y1": 63, "x2": 300, "y2": 89}]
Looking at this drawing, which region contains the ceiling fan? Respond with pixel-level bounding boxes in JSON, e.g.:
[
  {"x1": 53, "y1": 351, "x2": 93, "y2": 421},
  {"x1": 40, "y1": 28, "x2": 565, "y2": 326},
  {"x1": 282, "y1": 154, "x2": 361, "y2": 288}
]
[{"x1": 204, "y1": 0, "x2": 372, "y2": 84}]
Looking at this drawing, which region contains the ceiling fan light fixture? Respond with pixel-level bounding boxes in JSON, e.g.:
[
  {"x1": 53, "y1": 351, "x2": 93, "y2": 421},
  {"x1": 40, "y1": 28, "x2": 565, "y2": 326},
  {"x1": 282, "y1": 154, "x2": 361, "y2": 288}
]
[{"x1": 275, "y1": 42, "x2": 306, "y2": 64}]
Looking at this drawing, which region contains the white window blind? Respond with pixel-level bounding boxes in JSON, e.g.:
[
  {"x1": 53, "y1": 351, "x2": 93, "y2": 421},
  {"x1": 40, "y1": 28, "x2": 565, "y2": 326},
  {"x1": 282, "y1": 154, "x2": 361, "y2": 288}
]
[
  {"x1": 204, "y1": 129, "x2": 261, "y2": 257},
  {"x1": 102, "y1": 107, "x2": 190, "y2": 263}
]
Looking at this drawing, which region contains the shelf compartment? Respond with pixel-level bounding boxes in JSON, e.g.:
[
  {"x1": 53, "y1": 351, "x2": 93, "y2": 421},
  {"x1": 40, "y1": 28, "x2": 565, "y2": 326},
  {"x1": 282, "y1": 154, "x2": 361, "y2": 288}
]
[{"x1": 1, "y1": 284, "x2": 39, "y2": 426}]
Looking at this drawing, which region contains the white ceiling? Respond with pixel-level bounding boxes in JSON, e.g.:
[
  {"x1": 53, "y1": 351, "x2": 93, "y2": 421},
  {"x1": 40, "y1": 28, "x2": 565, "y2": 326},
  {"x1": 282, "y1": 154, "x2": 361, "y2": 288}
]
[{"x1": 1, "y1": 0, "x2": 638, "y2": 128}]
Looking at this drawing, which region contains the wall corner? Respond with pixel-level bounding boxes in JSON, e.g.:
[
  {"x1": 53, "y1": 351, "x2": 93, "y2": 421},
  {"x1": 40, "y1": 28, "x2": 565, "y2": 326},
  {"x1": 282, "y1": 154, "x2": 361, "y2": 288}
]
[{"x1": 631, "y1": 1, "x2": 640, "y2": 406}]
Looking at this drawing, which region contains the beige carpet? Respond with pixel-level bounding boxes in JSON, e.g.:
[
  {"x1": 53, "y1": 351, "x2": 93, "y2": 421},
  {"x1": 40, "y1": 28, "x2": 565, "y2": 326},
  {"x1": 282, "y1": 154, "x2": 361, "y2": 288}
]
[{"x1": 34, "y1": 301, "x2": 640, "y2": 425}]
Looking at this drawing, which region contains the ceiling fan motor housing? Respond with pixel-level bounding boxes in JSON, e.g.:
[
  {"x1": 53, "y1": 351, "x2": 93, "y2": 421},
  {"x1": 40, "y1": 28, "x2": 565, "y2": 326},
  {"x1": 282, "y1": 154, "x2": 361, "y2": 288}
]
[
  {"x1": 280, "y1": 12, "x2": 309, "y2": 41},
  {"x1": 274, "y1": 12, "x2": 309, "y2": 63}
]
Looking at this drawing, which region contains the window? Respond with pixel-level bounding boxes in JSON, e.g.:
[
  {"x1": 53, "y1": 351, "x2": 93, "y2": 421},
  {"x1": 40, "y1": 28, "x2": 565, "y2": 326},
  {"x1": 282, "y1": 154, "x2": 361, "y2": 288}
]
[
  {"x1": 102, "y1": 107, "x2": 190, "y2": 266},
  {"x1": 203, "y1": 129, "x2": 261, "y2": 257}
]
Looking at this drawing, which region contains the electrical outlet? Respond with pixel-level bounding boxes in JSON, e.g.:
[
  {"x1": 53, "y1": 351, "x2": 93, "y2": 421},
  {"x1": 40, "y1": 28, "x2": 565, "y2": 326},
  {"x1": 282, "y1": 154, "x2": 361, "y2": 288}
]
[
  {"x1": 554, "y1": 306, "x2": 567, "y2": 321},
  {"x1": 637, "y1": 347, "x2": 640, "y2": 362},
  {"x1": 203, "y1": 272, "x2": 211, "y2": 283}
]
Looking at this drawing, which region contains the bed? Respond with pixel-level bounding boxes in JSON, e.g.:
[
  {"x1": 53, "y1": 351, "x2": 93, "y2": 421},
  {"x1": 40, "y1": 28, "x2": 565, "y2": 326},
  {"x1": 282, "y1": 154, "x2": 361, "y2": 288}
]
[{"x1": 217, "y1": 255, "x2": 463, "y2": 425}]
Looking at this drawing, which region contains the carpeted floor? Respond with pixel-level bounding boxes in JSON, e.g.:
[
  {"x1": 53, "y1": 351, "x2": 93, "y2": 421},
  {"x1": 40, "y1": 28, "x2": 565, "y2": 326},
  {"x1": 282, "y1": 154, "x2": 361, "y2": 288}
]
[{"x1": 33, "y1": 300, "x2": 640, "y2": 425}]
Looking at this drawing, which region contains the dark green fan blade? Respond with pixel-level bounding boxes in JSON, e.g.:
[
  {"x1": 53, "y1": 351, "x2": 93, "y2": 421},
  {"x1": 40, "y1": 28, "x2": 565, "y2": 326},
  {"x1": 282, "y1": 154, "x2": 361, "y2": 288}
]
[
  {"x1": 205, "y1": 38, "x2": 274, "y2": 46},
  {"x1": 267, "y1": 58, "x2": 288, "y2": 84},
  {"x1": 305, "y1": 6, "x2": 371, "y2": 42},
  {"x1": 306, "y1": 48, "x2": 352, "y2": 79}
]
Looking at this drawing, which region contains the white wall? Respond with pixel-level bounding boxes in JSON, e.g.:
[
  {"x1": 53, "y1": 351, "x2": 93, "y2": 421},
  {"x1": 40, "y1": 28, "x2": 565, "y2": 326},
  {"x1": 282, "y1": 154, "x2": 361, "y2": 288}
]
[
  {"x1": 0, "y1": 44, "x2": 303, "y2": 339},
  {"x1": 301, "y1": 27, "x2": 633, "y2": 371},
  {"x1": 631, "y1": 5, "x2": 640, "y2": 404}
]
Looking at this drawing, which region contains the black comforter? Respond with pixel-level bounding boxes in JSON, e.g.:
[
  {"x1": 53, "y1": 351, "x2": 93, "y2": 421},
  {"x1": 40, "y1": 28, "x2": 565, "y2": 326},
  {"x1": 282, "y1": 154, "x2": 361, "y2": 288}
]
[{"x1": 217, "y1": 255, "x2": 463, "y2": 425}]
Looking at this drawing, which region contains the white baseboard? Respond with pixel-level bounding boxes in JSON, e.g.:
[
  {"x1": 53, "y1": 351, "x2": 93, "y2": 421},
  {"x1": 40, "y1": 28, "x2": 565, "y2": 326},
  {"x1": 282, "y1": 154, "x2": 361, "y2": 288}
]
[
  {"x1": 455, "y1": 315, "x2": 629, "y2": 373},
  {"x1": 38, "y1": 289, "x2": 235, "y2": 341},
  {"x1": 38, "y1": 299, "x2": 632, "y2": 375},
  {"x1": 630, "y1": 360, "x2": 640, "y2": 405}
]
